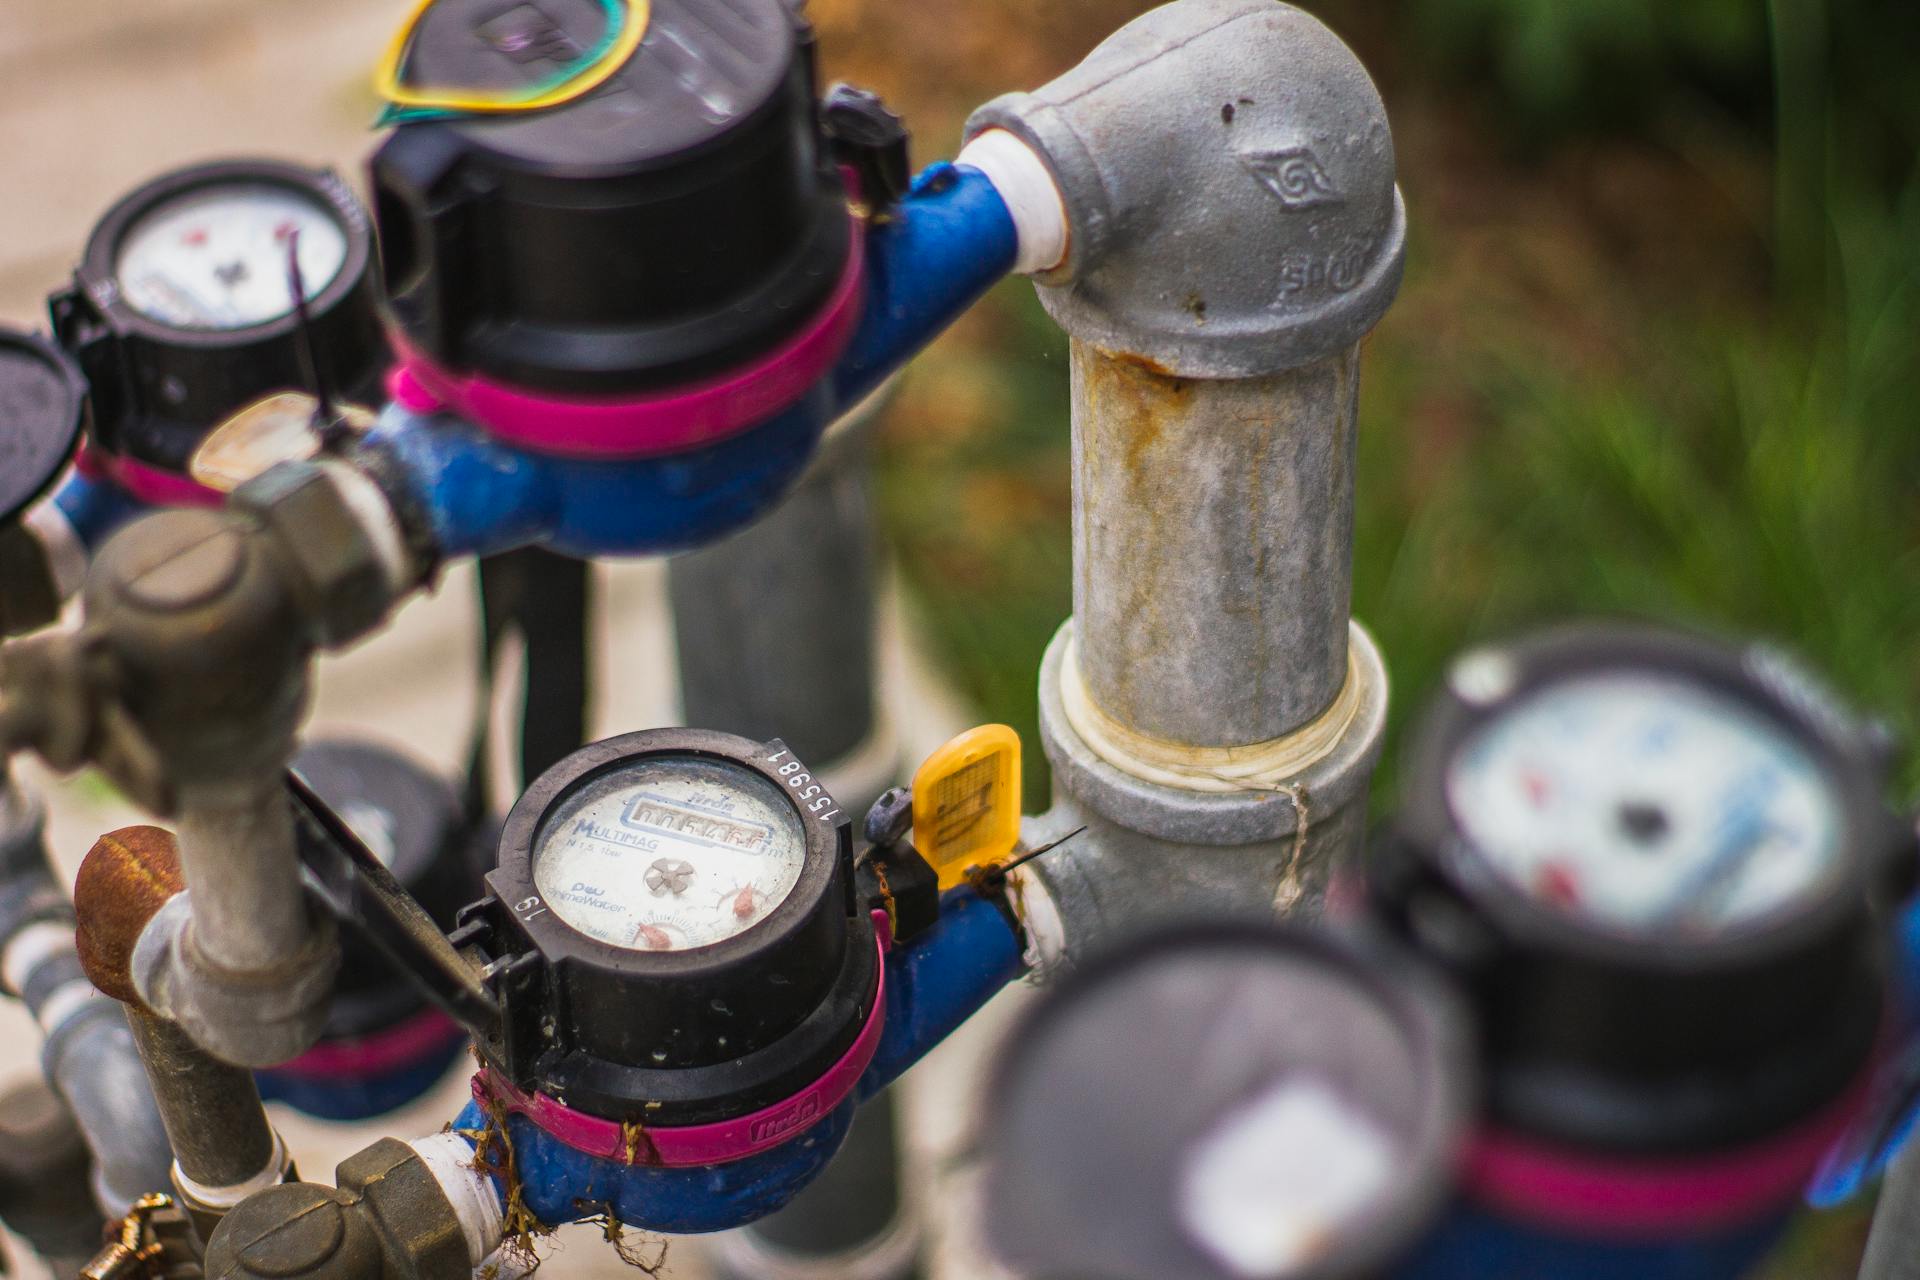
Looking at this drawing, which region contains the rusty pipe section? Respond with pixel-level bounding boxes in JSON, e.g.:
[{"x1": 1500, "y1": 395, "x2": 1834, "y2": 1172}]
[
  {"x1": 966, "y1": 0, "x2": 1403, "y2": 958},
  {"x1": 1068, "y1": 345, "x2": 1362, "y2": 745},
  {"x1": 75, "y1": 826, "x2": 293, "y2": 1242}
]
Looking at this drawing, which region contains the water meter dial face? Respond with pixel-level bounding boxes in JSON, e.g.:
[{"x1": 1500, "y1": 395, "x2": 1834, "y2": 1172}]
[
  {"x1": 114, "y1": 185, "x2": 350, "y2": 331},
  {"x1": 532, "y1": 757, "x2": 806, "y2": 953},
  {"x1": 1446, "y1": 672, "x2": 1844, "y2": 936}
]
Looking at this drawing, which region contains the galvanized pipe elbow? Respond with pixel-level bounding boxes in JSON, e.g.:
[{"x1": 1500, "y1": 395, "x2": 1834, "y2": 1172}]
[{"x1": 966, "y1": 0, "x2": 1404, "y2": 376}]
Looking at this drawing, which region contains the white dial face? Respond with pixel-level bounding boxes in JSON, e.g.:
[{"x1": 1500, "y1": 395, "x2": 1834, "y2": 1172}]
[
  {"x1": 1446, "y1": 671, "x2": 1843, "y2": 936},
  {"x1": 115, "y1": 184, "x2": 348, "y2": 330},
  {"x1": 533, "y1": 757, "x2": 806, "y2": 953}
]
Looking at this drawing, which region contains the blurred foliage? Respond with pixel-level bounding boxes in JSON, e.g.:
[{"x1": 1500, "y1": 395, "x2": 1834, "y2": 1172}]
[
  {"x1": 1385, "y1": 0, "x2": 1770, "y2": 139},
  {"x1": 828, "y1": 0, "x2": 1920, "y2": 1269}
]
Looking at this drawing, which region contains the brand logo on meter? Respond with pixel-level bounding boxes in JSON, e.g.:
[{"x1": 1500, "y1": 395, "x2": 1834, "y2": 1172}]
[{"x1": 620, "y1": 792, "x2": 774, "y2": 853}]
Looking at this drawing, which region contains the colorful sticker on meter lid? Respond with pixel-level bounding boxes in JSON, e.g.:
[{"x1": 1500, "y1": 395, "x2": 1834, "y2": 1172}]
[{"x1": 912, "y1": 725, "x2": 1022, "y2": 890}]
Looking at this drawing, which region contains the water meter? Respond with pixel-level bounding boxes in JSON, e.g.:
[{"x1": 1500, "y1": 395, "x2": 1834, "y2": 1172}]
[
  {"x1": 1369, "y1": 623, "x2": 1892, "y2": 1233},
  {"x1": 451, "y1": 729, "x2": 876, "y2": 1154},
  {"x1": 372, "y1": 0, "x2": 862, "y2": 454},
  {"x1": 48, "y1": 160, "x2": 384, "y2": 479},
  {"x1": 0, "y1": 328, "x2": 87, "y2": 525},
  {"x1": 979, "y1": 925, "x2": 1472, "y2": 1280}
]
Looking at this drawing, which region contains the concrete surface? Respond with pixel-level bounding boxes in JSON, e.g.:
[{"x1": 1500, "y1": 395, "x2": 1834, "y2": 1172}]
[{"x1": 0, "y1": 5, "x2": 1036, "y2": 1276}]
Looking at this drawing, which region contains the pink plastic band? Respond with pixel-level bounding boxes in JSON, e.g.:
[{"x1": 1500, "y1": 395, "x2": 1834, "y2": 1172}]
[
  {"x1": 79, "y1": 449, "x2": 223, "y2": 508},
  {"x1": 1463, "y1": 1065, "x2": 1874, "y2": 1235},
  {"x1": 388, "y1": 220, "x2": 866, "y2": 460},
  {"x1": 475, "y1": 925, "x2": 888, "y2": 1167},
  {"x1": 271, "y1": 1007, "x2": 468, "y2": 1081}
]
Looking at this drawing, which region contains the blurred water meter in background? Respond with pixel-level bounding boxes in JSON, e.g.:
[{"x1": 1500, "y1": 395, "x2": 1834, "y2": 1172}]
[
  {"x1": 0, "y1": 328, "x2": 86, "y2": 524},
  {"x1": 978, "y1": 925, "x2": 1472, "y2": 1280},
  {"x1": 1371, "y1": 623, "x2": 1897, "y2": 1249}
]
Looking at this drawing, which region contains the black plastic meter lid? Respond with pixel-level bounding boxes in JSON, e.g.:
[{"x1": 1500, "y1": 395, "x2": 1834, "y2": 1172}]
[
  {"x1": 0, "y1": 328, "x2": 86, "y2": 524},
  {"x1": 293, "y1": 739, "x2": 483, "y2": 1036},
  {"x1": 980, "y1": 926, "x2": 1472, "y2": 1280},
  {"x1": 370, "y1": 0, "x2": 853, "y2": 395}
]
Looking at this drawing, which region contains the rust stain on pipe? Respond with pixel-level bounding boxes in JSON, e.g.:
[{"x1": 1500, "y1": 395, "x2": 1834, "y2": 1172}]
[{"x1": 74, "y1": 826, "x2": 184, "y2": 1007}]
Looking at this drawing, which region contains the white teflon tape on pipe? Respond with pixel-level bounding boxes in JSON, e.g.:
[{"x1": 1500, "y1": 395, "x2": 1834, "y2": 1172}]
[
  {"x1": 1008, "y1": 864, "x2": 1069, "y2": 977},
  {"x1": 956, "y1": 130, "x2": 1070, "y2": 276},
  {"x1": 410, "y1": 1132, "x2": 506, "y2": 1268},
  {"x1": 1059, "y1": 621, "x2": 1375, "y2": 795},
  {"x1": 172, "y1": 1130, "x2": 292, "y2": 1210}
]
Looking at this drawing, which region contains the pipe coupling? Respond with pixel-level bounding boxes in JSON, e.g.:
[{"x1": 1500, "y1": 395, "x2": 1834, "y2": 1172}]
[
  {"x1": 1036, "y1": 619, "x2": 1388, "y2": 847},
  {"x1": 75, "y1": 825, "x2": 339, "y2": 1065},
  {"x1": 132, "y1": 894, "x2": 339, "y2": 1068},
  {"x1": 966, "y1": 0, "x2": 1404, "y2": 377},
  {"x1": 1058, "y1": 621, "x2": 1375, "y2": 794},
  {"x1": 203, "y1": 1139, "x2": 476, "y2": 1280}
]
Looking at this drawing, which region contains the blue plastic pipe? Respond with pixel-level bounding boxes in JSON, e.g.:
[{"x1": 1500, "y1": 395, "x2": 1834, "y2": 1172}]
[
  {"x1": 49, "y1": 472, "x2": 149, "y2": 554},
  {"x1": 365, "y1": 164, "x2": 1019, "y2": 563}
]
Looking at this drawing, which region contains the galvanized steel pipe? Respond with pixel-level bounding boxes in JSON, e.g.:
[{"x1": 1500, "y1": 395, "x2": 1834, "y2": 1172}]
[{"x1": 1068, "y1": 343, "x2": 1361, "y2": 746}]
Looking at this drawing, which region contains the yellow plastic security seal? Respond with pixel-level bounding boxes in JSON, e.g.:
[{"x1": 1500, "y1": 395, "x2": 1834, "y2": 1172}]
[{"x1": 911, "y1": 725, "x2": 1023, "y2": 890}]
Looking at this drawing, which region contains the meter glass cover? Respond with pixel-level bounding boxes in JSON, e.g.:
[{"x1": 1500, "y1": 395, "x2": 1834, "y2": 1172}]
[
  {"x1": 1445, "y1": 671, "x2": 1843, "y2": 936},
  {"x1": 533, "y1": 756, "x2": 806, "y2": 953},
  {"x1": 115, "y1": 184, "x2": 348, "y2": 330}
]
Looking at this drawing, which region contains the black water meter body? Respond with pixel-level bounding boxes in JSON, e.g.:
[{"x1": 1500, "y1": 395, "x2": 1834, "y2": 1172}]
[
  {"x1": 1369, "y1": 624, "x2": 1894, "y2": 1156},
  {"x1": 48, "y1": 160, "x2": 384, "y2": 472},
  {"x1": 369, "y1": 0, "x2": 853, "y2": 395},
  {"x1": 454, "y1": 729, "x2": 871, "y2": 1122}
]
